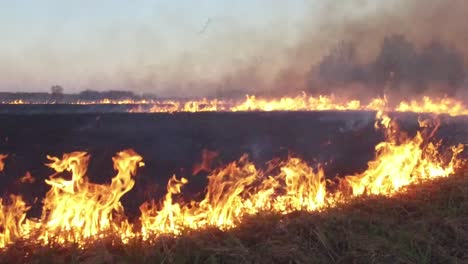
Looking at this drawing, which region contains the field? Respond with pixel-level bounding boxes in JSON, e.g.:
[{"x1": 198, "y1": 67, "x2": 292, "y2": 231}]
[{"x1": 0, "y1": 106, "x2": 467, "y2": 263}]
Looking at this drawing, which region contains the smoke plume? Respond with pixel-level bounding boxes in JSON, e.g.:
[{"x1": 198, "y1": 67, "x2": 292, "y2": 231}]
[{"x1": 1, "y1": 0, "x2": 467, "y2": 100}]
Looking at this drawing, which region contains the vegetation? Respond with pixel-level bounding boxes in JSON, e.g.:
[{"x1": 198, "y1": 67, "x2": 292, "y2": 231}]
[
  {"x1": 313, "y1": 34, "x2": 466, "y2": 97},
  {"x1": 1, "y1": 173, "x2": 467, "y2": 264}
]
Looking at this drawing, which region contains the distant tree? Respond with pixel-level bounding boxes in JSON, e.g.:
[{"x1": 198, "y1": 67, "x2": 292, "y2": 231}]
[
  {"x1": 416, "y1": 41, "x2": 465, "y2": 94},
  {"x1": 50, "y1": 85, "x2": 64, "y2": 102},
  {"x1": 373, "y1": 34, "x2": 417, "y2": 89},
  {"x1": 309, "y1": 34, "x2": 467, "y2": 97},
  {"x1": 51, "y1": 85, "x2": 64, "y2": 95},
  {"x1": 102, "y1": 90, "x2": 136, "y2": 100},
  {"x1": 79, "y1": 90, "x2": 101, "y2": 100},
  {"x1": 78, "y1": 89, "x2": 138, "y2": 101},
  {"x1": 317, "y1": 41, "x2": 361, "y2": 85}
]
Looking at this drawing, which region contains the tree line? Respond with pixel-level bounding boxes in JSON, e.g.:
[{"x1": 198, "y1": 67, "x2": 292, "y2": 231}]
[{"x1": 311, "y1": 34, "x2": 466, "y2": 97}]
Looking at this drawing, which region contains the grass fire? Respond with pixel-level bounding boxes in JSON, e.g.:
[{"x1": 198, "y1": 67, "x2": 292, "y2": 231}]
[
  {"x1": 2, "y1": 0, "x2": 468, "y2": 262},
  {"x1": 0, "y1": 104, "x2": 467, "y2": 263}
]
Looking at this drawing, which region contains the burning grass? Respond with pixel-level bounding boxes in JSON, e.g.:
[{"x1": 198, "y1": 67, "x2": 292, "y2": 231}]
[
  {"x1": 1, "y1": 172, "x2": 468, "y2": 264},
  {"x1": 4, "y1": 93, "x2": 468, "y2": 117},
  {"x1": 0, "y1": 110, "x2": 466, "y2": 263},
  {"x1": 128, "y1": 94, "x2": 468, "y2": 116}
]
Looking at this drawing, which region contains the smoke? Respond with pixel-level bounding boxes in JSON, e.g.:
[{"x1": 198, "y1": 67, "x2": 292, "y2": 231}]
[
  {"x1": 1, "y1": 0, "x2": 467, "y2": 99},
  {"x1": 309, "y1": 35, "x2": 466, "y2": 100},
  {"x1": 297, "y1": 0, "x2": 468, "y2": 101},
  {"x1": 137, "y1": 0, "x2": 468, "y2": 99}
]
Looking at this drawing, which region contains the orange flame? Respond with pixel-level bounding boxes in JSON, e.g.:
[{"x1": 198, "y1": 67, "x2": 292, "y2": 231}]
[
  {"x1": 130, "y1": 94, "x2": 468, "y2": 116},
  {"x1": 3, "y1": 94, "x2": 468, "y2": 116},
  {"x1": 138, "y1": 111, "x2": 463, "y2": 236},
  {"x1": 39, "y1": 149, "x2": 143, "y2": 244},
  {"x1": 0, "y1": 154, "x2": 30, "y2": 248},
  {"x1": 0, "y1": 154, "x2": 8, "y2": 172},
  {"x1": 395, "y1": 96, "x2": 468, "y2": 116},
  {"x1": 343, "y1": 112, "x2": 464, "y2": 196},
  {"x1": 0, "y1": 195, "x2": 30, "y2": 248}
]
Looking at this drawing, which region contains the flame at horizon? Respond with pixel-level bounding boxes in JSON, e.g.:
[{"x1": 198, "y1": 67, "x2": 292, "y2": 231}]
[
  {"x1": 3, "y1": 93, "x2": 468, "y2": 117},
  {"x1": 129, "y1": 94, "x2": 468, "y2": 117}
]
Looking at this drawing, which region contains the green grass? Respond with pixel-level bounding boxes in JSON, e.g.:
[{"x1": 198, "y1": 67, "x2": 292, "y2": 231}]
[{"x1": 2, "y1": 174, "x2": 468, "y2": 264}]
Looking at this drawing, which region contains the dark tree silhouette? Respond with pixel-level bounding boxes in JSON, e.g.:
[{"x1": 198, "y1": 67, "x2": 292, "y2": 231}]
[
  {"x1": 50, "y1": 85, "x2": 64, "y2": 102},
  {"x1": 373, "y1": 35, "x2": 417, "y2": 89},
  {"x1": 311, "y1": 34, "x2": 467, "y2": 97},
  {"x1": 317, "y1": 41, "x2": 361, "y2": 85}
]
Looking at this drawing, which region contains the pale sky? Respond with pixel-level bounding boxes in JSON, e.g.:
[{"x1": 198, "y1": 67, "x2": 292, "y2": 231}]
[
  {"x1": 0, "y1": 1, "x2": 312, "y2": 93},
  {"x1": 0, "y1": 1, "x2": 411, "y2": 96}
]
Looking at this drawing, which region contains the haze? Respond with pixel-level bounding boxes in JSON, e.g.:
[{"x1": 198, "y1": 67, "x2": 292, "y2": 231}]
[{"x1": 0, "y1": 0, "x2": 466, "y2": 98}]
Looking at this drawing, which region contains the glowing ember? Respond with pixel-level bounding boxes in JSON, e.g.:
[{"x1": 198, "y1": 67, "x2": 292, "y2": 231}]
[
  {"x1": 0, "y1": 112, "x2": 465, "y2": 249},
  {"x1": 0, "y1": 154, "x2": 7, "y2": 171}
]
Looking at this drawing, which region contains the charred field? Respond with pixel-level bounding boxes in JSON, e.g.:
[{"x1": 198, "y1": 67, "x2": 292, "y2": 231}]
[{"x1": 0, "y1": 107, "x2": 468, "y2": 263}]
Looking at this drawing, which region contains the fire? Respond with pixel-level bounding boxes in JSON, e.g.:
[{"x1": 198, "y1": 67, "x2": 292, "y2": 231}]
[
  {"x1": 395, "y1": 96, "x2": 468, "y2": 116},
  {"x1": 0, "y1": 111, "x2": 465, "y2": 249},
  {"x1": 130, "y1": 94, "x2": 468, "y2": 116},
  {"x1": 138, "y1": 112, "x2": 463, "y2": 236},
  {"x1": 0, "y1": 154, "x2": 30, "y2": 248},
  {"x1": 230, "y1": 93, "x2": 362, "y2": 112},
  {"x1": 342, "y1": 111, "x2": 464, "y2": 196},
  {"x1": 140, "y1": 155, "x2": 328, "y2": 236},
  {"x1": 0, "y1": 154, "x2": 7, "y2": 171},
  {"x1": 1, "y1": 99, "x2": 25, "y2": 104},
  {"x1": 0, "y1": 195, "x2": 29, "y2": 248},
  {"x1": 131, "y1": 94, "x2": 372, "y2": 113},
  {"x1": 2, "y1": 93, "x2": 468, "y2": 116},
  {"x1": 39, "y1": 150, "x2": 144, "y2": 244}
]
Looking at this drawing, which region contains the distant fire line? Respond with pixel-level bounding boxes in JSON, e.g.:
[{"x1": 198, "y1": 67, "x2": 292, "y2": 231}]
[{"x1": 2, "y1": 94, "x2": 468, "y2": 116}]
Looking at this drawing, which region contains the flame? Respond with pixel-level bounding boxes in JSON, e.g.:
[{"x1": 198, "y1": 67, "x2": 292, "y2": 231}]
[
  {"x1": 0, "y1": 112, "x2": 465, "y2": 249},
  {"x1": 138, "y1": 111, "x2": 463, "y2": 236},
  {"x1": 0, "y1": 154, "x2": 30, "y2": 248},
  {"x1": 395, "y1": 96, "x2": 468, "y2": 116},
  {"x1": 39, "y1": 149, "x2": 143, "y2": 244},
  {"x1": 140, "y1": 155, "x2": 328, "y2": 236},
  {"x1": 0, "y1": 154, "x2": 7, "y2": 171},
  {"x1": 130, "y1": 94, "x2": 468, "y2": 116},
  {"x1": 2, "y1": 93, "x2": 468, "y2": 116},
  {"x1": 1, "y1": 99, "x2": 25, "y2": 104},
  {"x1": 343, "y1": 112, "x2": 464, "y2": 196},
  {"x1": 230, "y1": 93, "x2": 363, "y2": 112},
  {"x1": 0, "y1": 195, "x2": 30, "y2": 248}
]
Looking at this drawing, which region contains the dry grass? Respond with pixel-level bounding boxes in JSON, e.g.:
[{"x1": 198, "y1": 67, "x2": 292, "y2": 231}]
[{"x1": 2, "y1": 174, "x2": 468, "y2": 264}]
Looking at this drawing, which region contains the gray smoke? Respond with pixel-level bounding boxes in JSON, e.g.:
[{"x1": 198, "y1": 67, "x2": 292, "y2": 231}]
[{"x1": 310, "y1": 35, "x2": 466, "y2": 100}]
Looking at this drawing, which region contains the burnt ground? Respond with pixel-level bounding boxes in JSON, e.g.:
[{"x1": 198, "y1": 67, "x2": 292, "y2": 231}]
[{"x1": 0, "y1": 107, "x2": 467, "y2": 220}]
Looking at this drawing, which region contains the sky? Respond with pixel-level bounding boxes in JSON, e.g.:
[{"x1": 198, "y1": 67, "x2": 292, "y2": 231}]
[
  {"x1": 0, "y1": 0, "x2": 314, "y2": 94},
  {"x1": 1, "y1": 0, "x2": 463, "y2": 96}
]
